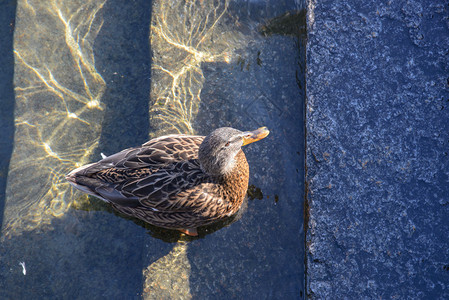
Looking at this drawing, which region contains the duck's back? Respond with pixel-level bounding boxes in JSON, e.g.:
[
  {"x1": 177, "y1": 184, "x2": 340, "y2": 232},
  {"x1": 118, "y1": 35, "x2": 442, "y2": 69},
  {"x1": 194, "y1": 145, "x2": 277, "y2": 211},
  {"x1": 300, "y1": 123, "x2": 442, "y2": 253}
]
[
  {"x1": 69, "y1": 134, "x2": 204, "y2": 201},
  {"x1": 67, "y1": 134, "x2": 250, "y2": 230}
]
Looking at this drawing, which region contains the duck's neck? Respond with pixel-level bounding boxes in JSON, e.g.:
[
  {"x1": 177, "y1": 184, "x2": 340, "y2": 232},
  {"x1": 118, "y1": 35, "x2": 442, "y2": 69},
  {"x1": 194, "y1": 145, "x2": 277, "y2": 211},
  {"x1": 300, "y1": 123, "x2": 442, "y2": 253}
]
[{"x1": 218, "y1": 150, "x2": 249, "y2": 208}]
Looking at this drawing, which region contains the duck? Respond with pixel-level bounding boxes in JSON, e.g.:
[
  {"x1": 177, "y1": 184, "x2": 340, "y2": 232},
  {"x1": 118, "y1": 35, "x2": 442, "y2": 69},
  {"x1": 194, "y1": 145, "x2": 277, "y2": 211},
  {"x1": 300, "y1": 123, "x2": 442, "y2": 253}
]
[{"x1": 66, "y1": 127, "x2": 269, "y2": 236}]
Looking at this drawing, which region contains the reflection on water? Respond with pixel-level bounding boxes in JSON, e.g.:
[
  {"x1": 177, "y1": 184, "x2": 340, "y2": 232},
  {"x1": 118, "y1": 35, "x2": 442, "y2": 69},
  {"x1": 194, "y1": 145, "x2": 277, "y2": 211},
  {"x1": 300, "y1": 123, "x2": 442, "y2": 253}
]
[
  {"x1": 143, "y1": 242, "x2": 191, "y2": 299},
  {"x1": 1, "y1": 0, "x2": 305, "y2": 297},
  {"x1": 145, "y1": 1, "x2": 252, "y2": 296},
  {"x1": 2, "y1": 0, "x2": 106, "y2": 238},
  {"x1": 149, "y1": 0, "x2": 245, "y2": 136}
]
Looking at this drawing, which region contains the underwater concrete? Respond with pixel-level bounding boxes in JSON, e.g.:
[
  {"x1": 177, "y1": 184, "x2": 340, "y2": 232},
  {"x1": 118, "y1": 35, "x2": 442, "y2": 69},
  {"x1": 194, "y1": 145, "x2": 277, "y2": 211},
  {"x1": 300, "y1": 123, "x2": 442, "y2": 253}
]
[{"x1": 305, "y1": 0, "x2": 449, "y2": 298}]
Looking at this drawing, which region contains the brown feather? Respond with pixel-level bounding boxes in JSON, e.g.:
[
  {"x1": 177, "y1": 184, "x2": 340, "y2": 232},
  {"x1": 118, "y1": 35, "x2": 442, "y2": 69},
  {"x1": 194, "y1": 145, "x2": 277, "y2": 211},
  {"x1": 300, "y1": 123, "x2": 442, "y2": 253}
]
[{"x1": 66, "y1": 133, "x2": 251, "y2": 232}]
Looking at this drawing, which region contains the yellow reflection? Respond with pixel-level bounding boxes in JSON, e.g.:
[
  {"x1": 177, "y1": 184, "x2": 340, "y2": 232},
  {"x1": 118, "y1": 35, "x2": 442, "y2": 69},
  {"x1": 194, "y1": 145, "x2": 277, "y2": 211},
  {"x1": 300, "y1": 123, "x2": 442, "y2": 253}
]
[
  {"x1": 149, "y1": 0, "x2": 246, "y2": 136},
  {"x1": 2, "y1": 0, "x2": 106, "y2": 239},
  {"x1": 144, "y1": 0, "x2": 249, "y2": 295},
  {"x1": 143, "y1": 242, "x2": 191, "y2": 299}
]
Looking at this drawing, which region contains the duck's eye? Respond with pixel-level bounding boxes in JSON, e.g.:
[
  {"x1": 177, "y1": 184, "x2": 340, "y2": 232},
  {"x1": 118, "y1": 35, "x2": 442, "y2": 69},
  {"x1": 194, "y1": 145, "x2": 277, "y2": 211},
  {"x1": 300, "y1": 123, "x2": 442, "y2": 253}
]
[{"x1": 225, "y1": 141, "x2": 231, "y2": 147}]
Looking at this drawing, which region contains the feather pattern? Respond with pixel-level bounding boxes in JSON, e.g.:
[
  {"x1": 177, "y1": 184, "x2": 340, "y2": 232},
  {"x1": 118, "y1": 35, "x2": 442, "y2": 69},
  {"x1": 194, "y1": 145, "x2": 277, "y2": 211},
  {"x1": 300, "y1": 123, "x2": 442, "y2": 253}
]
[{"x1": 66, "y1": 131, "x2": 256, "y2": 234}]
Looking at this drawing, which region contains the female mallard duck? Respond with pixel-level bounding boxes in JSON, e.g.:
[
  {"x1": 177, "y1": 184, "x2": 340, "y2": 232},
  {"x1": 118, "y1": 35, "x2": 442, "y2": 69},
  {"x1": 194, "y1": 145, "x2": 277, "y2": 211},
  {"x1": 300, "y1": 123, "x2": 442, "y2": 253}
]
[{"x1": 66, "y1": 127, "x2": 269, "y2": 236}]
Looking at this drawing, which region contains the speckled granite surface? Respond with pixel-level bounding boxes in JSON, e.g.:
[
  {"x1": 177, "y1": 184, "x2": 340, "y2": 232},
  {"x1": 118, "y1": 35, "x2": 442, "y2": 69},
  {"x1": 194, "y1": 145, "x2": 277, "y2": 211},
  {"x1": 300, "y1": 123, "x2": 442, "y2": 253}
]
[{"x1": 305, "y1": 0, "x2": 449, "y2": 298}]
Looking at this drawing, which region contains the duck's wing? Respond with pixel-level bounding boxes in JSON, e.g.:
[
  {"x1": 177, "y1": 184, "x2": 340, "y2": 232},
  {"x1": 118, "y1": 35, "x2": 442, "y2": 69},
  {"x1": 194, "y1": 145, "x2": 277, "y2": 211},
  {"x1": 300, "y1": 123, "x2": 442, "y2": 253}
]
[
  {"x1": 114, "y1": 162, "x2": 230, "y2": 227},
  {"x1": 68, "y1": 134, "x2": 220, "y2": 211},
  {"x1": 69, "y1": 134, "x2": 203, "y2": 178},
  {"x1": 120, "y1": 159, "x2": 222, "y2": 211},
  {"x1": 88, "y1": 134, "x2": 204, "y2": 172},
  {"x1": 76, "y1": 157, "x2": 227, "y2": 217}
]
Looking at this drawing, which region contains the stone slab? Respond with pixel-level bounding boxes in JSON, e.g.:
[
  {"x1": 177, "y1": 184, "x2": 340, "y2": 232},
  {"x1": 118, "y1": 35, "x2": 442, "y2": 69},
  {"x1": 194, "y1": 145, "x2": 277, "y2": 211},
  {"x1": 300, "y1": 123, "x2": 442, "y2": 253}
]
[{"x1": 305, "y1": 0, "x2": 449, "y2": 298}]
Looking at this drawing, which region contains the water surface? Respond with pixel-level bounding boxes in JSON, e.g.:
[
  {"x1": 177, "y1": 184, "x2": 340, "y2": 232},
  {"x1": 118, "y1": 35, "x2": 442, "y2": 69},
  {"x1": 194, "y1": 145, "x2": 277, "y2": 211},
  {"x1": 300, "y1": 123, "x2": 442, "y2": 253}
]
[{"x1": 0, "y1": 0, "x2": 305, "y2": 298}]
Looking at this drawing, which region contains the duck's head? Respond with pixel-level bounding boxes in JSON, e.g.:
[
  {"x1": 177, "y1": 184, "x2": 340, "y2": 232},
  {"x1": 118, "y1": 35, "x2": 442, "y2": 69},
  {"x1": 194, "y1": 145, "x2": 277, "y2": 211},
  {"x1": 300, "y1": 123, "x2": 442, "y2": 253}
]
[{"x1": 199, "y1": 127, "x2": 270, "y2": 176}]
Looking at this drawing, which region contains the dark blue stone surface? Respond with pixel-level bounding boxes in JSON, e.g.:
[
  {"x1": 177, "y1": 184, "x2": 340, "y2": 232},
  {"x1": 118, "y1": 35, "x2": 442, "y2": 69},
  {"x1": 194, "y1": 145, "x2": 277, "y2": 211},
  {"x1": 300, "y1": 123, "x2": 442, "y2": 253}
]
[{"x1": 306, "y1": 0, "x2": 449, "y2": 298}]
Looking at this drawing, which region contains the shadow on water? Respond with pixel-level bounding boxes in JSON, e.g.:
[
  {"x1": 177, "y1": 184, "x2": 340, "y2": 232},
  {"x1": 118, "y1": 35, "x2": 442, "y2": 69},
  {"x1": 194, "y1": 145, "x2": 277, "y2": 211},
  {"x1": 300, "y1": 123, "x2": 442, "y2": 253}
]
[
  {"x1": 0, "y1": 0, "x2": 306, "y2": 298},
  {"x1": 188, "y1": 2, "x2": 306, "y2": 298},
  {"x1": 0, "y1": 0, "x2": 17, "y2": 232},
  {"x1": 94, "y1": 0, "x2": 152, "y2": 155},
  {"x1": 77, "y1": 0, "x2": 154, "y2": 295},
  {"x1": 0, "y1": 1, "x2": 157, "y2": 298}
]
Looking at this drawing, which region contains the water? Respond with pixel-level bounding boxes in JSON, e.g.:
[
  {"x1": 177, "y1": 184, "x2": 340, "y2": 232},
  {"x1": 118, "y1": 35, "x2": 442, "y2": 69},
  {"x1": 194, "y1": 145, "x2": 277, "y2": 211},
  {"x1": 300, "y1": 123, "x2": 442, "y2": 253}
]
[{"x1": 0, "y1": 0, "x2": 305, "y2": 298}]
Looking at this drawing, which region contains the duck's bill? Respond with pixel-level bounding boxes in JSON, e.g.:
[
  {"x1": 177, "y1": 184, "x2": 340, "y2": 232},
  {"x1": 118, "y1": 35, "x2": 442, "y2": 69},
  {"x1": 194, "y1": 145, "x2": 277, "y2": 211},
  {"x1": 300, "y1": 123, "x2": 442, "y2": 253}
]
[{"x1": 242, "y1": 127, "x2": 270, "y2": 146}]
